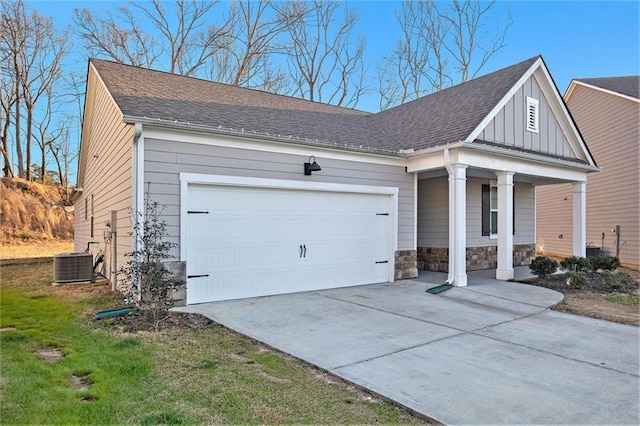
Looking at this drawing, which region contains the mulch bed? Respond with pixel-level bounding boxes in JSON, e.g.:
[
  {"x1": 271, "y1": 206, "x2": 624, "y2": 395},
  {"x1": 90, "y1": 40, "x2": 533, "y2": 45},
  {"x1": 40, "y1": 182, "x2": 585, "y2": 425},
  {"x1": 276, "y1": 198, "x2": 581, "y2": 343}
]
[
  {"x1": 519, "y1": 270, "x2": 639, "y2": 294},
  {"x1": 95, "y1": 310, "x2": 213, "y2": 334}
]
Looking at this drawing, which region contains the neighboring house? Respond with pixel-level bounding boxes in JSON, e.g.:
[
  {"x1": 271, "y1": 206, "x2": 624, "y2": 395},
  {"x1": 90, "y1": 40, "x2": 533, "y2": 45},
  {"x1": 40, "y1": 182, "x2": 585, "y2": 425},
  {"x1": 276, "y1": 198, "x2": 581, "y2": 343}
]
[
  {"x1": 75, "y1": 55, "x2": 598, "y2": 305},
  {"x1": 536, "y1": 76, "x2": 639, "y2": 269}
]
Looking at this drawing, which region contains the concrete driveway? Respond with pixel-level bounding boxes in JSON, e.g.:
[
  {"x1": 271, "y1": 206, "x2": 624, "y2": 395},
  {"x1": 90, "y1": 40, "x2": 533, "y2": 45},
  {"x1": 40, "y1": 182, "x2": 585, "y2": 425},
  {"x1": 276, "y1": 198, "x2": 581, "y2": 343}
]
[{"x1": 175, "y1": 271, "x2": 640, "y2": 425}]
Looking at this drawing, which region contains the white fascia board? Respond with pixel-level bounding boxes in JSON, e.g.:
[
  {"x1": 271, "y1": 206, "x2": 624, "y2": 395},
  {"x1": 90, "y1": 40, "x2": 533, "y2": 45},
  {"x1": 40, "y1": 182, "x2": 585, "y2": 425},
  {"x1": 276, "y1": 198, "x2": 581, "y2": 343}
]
[
  {"x1": 131, "y1": 119, "x2": 406, "y2": 167},
  {"x1": 566, "y1": 80, "x2": 640, "y2": 104},
  {"x1": 533, "y1": 68, "x2": 597, "y2": 167},
  {"x1": 456, "y1": 148, "x2": 590, "y2": 182},
  {"x1": 464, "y1": 58, "x2": 597, "y2": 168},
  {"x1": 407, "y1": 143, "x2": 596, "y2": 179},
  {"x1": 466, "y1": 58, "x2": 543, "y2": 144}
]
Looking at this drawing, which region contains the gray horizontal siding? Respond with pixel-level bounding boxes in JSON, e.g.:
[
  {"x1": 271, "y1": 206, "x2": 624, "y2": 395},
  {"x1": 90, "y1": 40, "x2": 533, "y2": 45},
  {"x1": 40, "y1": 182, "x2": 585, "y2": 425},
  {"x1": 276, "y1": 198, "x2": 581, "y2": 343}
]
[
  {"x1": 418, "y1": 176, "x2": 535, "y2": 248},
  {"x1": 144, "y1": 137, "x2": 415, "y2": 254},
  {"x1": 481, "y1": 74, "x2": 575, "y2": 159}
]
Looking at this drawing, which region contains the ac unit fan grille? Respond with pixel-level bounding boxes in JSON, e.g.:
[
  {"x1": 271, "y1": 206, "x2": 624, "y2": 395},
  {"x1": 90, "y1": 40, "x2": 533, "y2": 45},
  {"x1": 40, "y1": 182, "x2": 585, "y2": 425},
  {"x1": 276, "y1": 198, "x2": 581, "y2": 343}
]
[{"x1": 53, "y1": 253, "x2": 94, "y2": 283}]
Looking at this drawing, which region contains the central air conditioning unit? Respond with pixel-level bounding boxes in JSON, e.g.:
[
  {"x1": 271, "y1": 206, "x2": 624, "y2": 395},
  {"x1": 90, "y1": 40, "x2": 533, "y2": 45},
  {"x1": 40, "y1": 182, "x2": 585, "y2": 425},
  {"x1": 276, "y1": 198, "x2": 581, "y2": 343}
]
[{"x1": 53, "y1": 252, "x2": 94, "y2": 283}]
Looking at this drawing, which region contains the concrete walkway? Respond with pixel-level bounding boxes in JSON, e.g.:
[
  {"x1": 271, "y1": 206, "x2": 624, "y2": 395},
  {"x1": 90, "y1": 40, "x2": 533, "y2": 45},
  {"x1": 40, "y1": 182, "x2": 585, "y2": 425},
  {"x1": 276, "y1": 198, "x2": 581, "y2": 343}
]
[{"x1": 175, "y1": 270, "x2": 640, "y2": 425}]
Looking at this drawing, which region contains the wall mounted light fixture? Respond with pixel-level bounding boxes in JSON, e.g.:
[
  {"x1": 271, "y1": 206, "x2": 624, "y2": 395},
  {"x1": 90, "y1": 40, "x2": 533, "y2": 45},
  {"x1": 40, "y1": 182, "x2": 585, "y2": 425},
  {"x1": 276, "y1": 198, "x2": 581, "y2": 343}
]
[{"x1": 304, "y1": 156, "x2": 322, "y2": 175}]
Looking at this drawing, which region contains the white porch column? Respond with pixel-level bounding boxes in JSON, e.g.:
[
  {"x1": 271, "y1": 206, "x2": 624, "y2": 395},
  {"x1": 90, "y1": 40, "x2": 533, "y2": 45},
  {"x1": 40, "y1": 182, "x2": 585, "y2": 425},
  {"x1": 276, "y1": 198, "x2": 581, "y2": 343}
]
[
  {"x1": 496, "y1": 171, "x2": 515, "y2": 280},
  {"x1": 572, "y1": 181, "x2": 587, "y2": 257},
  {"x1": 447, "y1": 163, "x2": 468, "y2": 287}
]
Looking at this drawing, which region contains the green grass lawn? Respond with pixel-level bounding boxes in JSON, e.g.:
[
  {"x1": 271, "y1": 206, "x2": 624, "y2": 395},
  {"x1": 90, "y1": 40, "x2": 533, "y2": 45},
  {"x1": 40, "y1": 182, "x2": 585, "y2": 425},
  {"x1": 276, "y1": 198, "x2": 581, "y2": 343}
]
[{"x1": 1, "y1": 262, "x2": 426, "y2": 424}]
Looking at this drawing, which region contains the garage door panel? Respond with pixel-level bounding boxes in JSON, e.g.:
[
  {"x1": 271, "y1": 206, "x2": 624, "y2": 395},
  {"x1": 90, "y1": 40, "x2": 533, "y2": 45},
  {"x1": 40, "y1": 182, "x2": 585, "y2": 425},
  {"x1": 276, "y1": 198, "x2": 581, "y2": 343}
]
[{"x1": 186, "y1": 184, "x2": 393, "y2": 304}]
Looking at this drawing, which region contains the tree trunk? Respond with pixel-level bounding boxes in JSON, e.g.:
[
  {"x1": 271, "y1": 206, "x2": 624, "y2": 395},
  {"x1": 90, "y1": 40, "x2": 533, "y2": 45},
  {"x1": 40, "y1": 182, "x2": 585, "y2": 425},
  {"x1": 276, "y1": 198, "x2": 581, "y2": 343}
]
[
  {"x1": 14, "y1": 96, "x2": 24, "y2": 178},
  {"x1": 26, "y1": 105, "x2": 32, "y2": 180}
]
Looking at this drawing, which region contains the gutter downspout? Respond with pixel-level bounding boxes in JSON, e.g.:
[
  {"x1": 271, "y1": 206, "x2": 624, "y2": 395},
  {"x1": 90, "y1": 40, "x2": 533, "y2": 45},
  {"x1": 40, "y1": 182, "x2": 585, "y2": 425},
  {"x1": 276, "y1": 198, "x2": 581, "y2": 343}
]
[
  {"x1": 132, "y1": 123, "x2": 144, "y2": 300},
  {"x1": 444, "y1": 149, "x2": 455, "y2": 285}
]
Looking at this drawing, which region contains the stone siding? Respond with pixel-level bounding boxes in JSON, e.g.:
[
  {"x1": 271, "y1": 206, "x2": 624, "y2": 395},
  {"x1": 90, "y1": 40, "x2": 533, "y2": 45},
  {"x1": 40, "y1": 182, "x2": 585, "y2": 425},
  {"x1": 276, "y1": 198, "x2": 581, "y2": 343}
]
[
  {"x1": 395, "y1": 250, "x2": 418, "y2": 279},
  {"x1": 418, "y1": 244, "x2": 536, "y2": 272}
]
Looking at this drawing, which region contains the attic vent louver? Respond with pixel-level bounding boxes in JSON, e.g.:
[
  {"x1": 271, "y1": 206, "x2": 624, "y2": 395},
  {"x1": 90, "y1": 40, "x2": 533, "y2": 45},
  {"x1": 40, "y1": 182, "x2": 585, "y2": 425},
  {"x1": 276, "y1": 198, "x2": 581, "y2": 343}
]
[{"x1": 526, "y1": 96, "x2": 539, "y2": 133}]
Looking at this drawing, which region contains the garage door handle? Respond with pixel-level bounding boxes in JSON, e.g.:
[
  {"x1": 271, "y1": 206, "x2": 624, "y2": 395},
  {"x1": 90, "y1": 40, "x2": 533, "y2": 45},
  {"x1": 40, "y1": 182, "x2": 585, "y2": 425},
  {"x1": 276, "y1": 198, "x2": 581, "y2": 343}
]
[
  {"x1": 188, "y1": 274, "x2": 210, "y2": 278},
  {"x1": 303, "y1": 244, "x2": 306, "y2": 258},
  {"x1": 300, "y1": 245, "x2": 303, "y2": 258}
]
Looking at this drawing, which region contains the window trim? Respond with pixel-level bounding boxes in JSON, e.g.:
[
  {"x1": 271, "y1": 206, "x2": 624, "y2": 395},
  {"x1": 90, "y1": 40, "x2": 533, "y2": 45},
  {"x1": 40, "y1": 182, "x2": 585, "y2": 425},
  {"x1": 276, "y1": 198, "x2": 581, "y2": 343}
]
[
  {"x1": 526, "y1": 96, "x2": 539, "y2": 133},
  {"x1": 482, "y1": 183, "x2": 515, "y2": 237}
]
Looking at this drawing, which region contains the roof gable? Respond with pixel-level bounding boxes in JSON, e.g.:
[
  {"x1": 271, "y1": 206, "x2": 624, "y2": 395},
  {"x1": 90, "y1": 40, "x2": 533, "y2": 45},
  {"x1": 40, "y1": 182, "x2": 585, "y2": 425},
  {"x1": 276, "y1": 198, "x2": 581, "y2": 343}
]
[
  {"x1": 566, "y1": 76, "x2": 640, "y2": 103},
  {"x1": 466, "y1": 57, "x2": 596, "y2": 167},
  {"x1": 370, "y1": 56, "x2": 540, "y2": 151}
]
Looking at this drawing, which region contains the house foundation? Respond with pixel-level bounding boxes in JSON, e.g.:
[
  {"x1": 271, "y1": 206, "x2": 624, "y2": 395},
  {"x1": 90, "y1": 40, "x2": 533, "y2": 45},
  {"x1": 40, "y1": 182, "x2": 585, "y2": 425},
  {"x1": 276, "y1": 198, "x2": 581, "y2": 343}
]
[
  {"x1": 417, "y1": 244, "x2": 536, "y2": 272},
  {"x1": 395, "y1": 250, "x2": 418, "y2": 279}
]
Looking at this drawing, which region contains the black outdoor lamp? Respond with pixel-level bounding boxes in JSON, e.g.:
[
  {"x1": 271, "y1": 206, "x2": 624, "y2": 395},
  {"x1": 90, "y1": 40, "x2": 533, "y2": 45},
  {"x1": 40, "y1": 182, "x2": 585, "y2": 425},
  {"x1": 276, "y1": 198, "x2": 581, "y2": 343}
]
[{"x1": 304, "y1": 156, "x2": 322, "y2": 175}]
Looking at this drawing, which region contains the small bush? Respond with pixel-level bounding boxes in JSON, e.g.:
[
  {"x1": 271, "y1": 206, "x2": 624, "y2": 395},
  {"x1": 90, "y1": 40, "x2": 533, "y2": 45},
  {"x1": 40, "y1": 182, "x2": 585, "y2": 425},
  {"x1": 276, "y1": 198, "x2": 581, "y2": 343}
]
[
  {"x1": 565, "y1": 271, "x2": 588, "y2": 289},
  {"x1": 589, "y1": 255, "x2": 620, "y2": 271},
  {"x1": 560, "y1": 256, "x2": 591, "y2": 273},
  {"x1": 530, "y1": 256, "x2": 558, "y2": 279},
  {"x1": 601, "y1": 270, "x2": 633, "y2": 291}
]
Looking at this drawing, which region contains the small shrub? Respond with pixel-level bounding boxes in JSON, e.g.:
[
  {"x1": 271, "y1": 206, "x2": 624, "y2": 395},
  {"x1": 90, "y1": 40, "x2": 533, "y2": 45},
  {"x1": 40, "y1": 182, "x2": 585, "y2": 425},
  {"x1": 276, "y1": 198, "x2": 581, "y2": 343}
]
[
  {"x1": 560, "y1": 256, "x2": 591, "y2": 273},
  {"x1": 565, "y1": 271, "x2": 588, "y2": 289},
  {"x1": 589, "y1": 255, "x2": 620, "y2": 271},
  {"x1": 601, "y1": 270, "x2": 633, "y2": 291},
  {"x1": 530, "y1": 256, "x2": 558, "y2": 279}
]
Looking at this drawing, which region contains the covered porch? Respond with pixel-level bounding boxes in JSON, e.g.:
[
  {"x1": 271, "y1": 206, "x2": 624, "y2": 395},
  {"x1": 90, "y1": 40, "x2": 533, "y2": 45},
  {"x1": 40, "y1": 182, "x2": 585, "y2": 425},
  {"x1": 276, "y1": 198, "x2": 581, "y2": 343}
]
[{"x1": 408, "y1": 145, "x2": 592, "y2": 287}]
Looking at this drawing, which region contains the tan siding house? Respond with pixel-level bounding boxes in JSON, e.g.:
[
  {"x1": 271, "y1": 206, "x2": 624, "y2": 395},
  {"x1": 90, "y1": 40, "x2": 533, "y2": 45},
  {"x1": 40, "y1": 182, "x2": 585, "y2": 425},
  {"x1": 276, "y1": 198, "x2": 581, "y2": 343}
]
[
  {"x1": 75, "y1": 65, "x2": 135, "y2": 287},
  {"x1": 537, "y1": 77, "x2": 639, "y2": 268}
]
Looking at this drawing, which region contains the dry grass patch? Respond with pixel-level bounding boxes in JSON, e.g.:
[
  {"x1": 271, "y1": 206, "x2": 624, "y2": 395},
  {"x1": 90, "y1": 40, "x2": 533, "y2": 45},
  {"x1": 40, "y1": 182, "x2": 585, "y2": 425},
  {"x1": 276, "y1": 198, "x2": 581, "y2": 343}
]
[{"x1": 0, "y1": 239, "x2": 74, "y2": 260}]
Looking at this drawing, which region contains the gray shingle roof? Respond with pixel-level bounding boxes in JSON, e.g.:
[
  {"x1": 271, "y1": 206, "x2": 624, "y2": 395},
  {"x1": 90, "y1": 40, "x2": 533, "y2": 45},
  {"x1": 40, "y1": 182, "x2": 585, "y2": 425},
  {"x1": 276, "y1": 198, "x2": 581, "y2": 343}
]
[
  {"x1": 91, "y1": 56, "x2": 540, "y2": 153},
  {"x1": 91, "y1": 59, "x2": 402, "y2": 153},
  {"x1": 574, "y1": 76, "x2": 639, "y2": 99},
  {"x1": 370, "y1": 56, "x2": 540, "y2": 151}
]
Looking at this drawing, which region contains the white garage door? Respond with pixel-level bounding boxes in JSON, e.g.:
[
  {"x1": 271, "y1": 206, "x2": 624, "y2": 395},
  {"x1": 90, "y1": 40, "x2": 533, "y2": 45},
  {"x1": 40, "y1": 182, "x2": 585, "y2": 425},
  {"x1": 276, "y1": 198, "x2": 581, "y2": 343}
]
[{"x1": 185, "y1": 183, "x2": 393, "y2": 304}]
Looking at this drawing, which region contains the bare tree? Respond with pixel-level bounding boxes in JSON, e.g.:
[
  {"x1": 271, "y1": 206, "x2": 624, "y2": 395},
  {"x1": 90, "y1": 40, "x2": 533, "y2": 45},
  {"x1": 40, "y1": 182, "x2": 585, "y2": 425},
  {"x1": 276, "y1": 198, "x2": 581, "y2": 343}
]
[
  {"x1": 0, "y1": 78, "x2": 15, "y2": 177},
  {"x1": 285, "y1": 0, "x2": 366, "y2": 107},
  {"x1": 208, "y1": 0, "x2": 304, "y2": 91},
  {"x1": 1, "y1": 0, "x2": 25, "y2": 177},
  {"x1": 73, "y1": 0, "x2": 234, "y2": 77},
  {"x1": 378, "y1": 0, "x2": 511, "y2": 108},
  {"x1": 73, "y1": 6, "x2": 162, "y2": 68},
  {"x1": 1, "y1": 0, "x2": 71, "y2": 181}
]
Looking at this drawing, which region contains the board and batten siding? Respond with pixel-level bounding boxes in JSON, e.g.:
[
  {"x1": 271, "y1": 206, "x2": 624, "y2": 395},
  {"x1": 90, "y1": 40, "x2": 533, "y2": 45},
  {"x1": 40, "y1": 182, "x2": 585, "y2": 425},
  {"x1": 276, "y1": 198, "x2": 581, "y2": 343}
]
[
  {"x1": 143, "y1": 136, "x2": 415, "y2": 257},
  {"x1": 75, "y1": 65, "x2": 134, "y2": 283},
  {"x1": 537, "y1": 84, "x2": 639, "y2": 268},
  {"x1": 480, "y1": 74, "x2": 575, "y2": 159},
  {"x1": 417, "y1": 176, "x2": 535, "y2": 248}
]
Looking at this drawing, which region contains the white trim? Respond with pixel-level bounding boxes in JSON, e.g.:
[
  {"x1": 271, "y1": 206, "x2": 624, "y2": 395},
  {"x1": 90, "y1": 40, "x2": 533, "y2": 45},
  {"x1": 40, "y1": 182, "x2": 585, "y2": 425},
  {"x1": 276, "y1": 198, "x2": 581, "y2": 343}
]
[
  {"x1": 413, "y1": 172, "x2": 418, "y2": 249},
  {"x1": 179, "y1": 173, "x2": 399, "y2": 283},
  {"x1": 465, "y1": 57, "x2": 597, "y2": 168},
  {"x1": 140, "y1": 124, "x2": 406, "y2": 167},
  {"x1": 565, "y1": 80, "x2": 640, "y2": 104},
  {"x1": 526, "y1": 96, "x2": 540, "y2": 133},
  {"x1": 466, "y1": 58, "x2": 542, "y2": 143}
]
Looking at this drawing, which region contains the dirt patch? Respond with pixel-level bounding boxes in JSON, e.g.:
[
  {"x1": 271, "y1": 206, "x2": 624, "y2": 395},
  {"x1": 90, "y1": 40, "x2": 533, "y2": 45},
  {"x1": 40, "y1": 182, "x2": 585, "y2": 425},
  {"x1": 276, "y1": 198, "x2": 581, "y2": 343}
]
[
  {"x1": 1, "y1": 326, "x2": 17, "y2": 332},
  {"x1": 97, "y1": 310, "x2": 213, "y2": 334},
  {"x1": 554, "y1": 293, "x2": 640, "y2": 326},
  {"x1": 71, "y1": 373, "x2": 93, "y2": 391},
  {"x1": 37, "y1": 347, "x2": 64, "y2": 363}
]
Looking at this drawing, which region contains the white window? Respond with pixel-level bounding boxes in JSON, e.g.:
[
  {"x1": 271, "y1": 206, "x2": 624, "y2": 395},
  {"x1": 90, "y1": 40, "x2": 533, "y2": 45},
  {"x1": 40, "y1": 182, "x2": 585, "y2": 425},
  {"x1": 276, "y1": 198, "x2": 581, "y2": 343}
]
[
  {"x1": 526, "y1": 96, "x2": 539, "y2": 133},
  {"x1": 490, "y1": 185, "x2": 498, "y2": 237}
]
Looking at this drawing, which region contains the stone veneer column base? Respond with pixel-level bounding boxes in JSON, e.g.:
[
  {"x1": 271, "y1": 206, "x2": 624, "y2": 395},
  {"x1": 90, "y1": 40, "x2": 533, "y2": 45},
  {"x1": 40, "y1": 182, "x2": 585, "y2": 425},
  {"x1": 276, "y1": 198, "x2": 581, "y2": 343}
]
[
  {"x1": 395, "y1": 250, "x2": 418, "y2": 279},
  {"x1": 417, "y1": 244, "x2": 536, "y2": 272}
]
